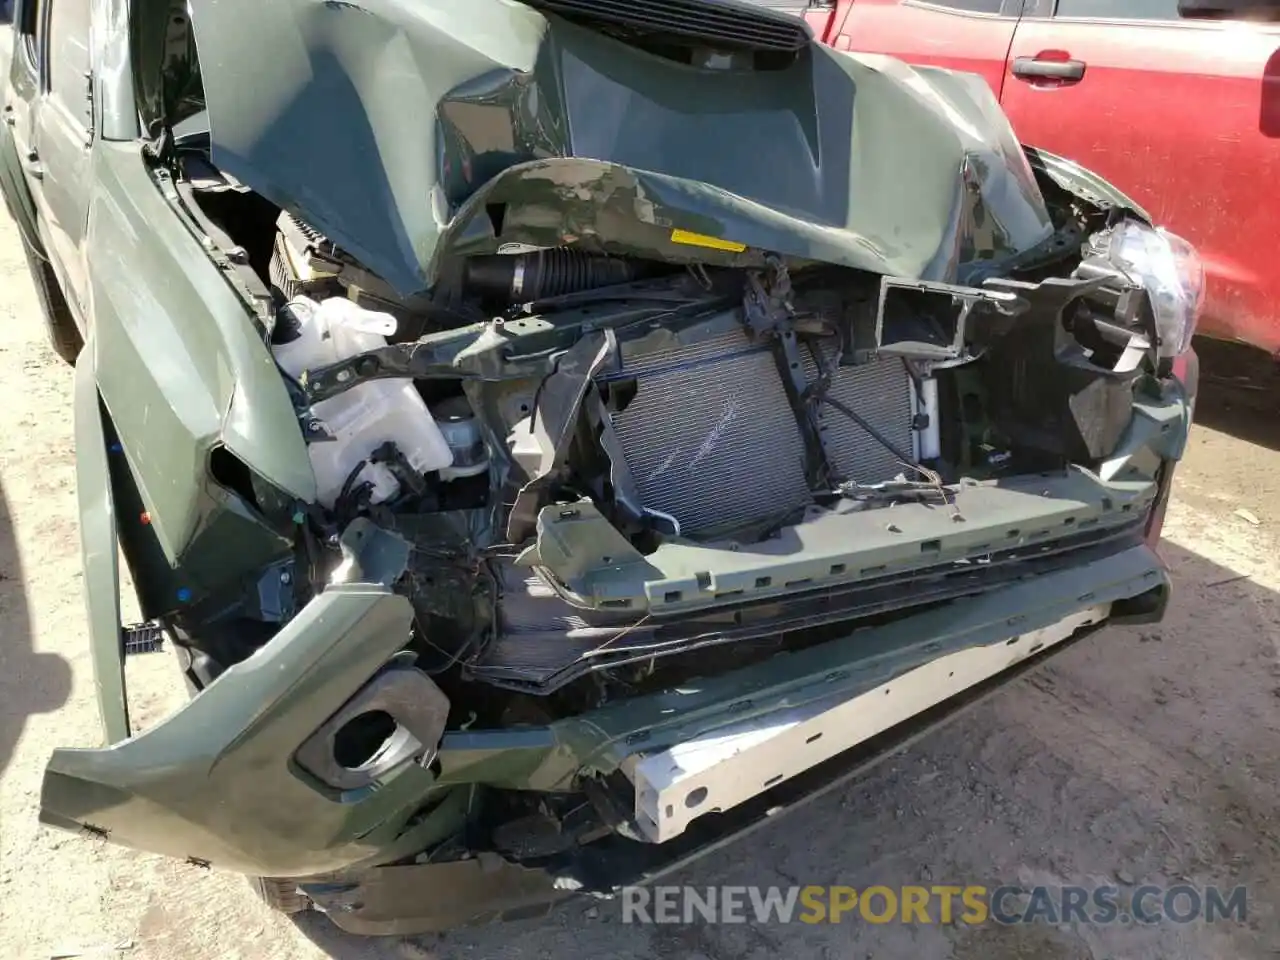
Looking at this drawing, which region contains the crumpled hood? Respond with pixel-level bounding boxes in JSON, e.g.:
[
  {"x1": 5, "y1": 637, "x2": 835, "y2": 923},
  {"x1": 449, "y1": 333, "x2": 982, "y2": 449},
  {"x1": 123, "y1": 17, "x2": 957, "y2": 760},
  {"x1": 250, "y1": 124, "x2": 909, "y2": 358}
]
[{"x1": 185, "y1": 0, "x2": 1054, "y2": 298}]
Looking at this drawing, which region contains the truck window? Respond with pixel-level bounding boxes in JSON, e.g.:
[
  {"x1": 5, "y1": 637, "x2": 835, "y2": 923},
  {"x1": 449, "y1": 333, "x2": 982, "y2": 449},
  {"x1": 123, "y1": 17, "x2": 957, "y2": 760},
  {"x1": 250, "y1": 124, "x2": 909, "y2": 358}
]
[
  {"x1": 1054, "y1": 0, "x2": 1180, "y2": 18},
  {"x1": 47, "y1": 0, "x2": 92, "y2": 132},
  {"x1": 15, "y1": 0, "x2": 44, "y2": 73}
]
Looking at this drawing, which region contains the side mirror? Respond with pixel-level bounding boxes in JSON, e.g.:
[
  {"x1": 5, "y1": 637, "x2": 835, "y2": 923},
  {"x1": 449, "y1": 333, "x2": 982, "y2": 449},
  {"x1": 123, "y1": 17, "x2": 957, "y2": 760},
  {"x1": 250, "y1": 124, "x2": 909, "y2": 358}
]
[{"x1": 1179, "y1": 0, "x2": 1280, "y2": 18}]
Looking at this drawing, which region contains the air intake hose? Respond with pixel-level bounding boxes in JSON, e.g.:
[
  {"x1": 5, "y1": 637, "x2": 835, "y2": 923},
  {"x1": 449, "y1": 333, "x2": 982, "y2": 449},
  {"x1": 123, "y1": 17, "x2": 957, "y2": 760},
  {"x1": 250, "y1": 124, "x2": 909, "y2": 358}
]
[{"x1": 463, "y1": 249, "x2": 642, "y2": 303}]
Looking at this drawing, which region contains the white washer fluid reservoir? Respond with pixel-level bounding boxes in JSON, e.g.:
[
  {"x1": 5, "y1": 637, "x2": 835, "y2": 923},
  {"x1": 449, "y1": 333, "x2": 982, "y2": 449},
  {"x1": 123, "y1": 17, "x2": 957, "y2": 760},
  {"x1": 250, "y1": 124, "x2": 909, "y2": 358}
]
[{"x1": 273, "y1": 296, "x2": 454, "y2": 508}]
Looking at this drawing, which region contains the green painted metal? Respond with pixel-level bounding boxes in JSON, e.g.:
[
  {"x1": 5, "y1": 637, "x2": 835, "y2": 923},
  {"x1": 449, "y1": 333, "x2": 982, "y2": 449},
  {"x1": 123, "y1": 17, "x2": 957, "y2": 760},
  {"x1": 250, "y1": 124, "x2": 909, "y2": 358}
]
[
  {"x1": 73, "y1": 343, "x2": 131, "y2": 745},
  {"x1": 524, "y1": 466, "x2": 1161, "y2": 614},
  {"x1": 183, "y1": 0, "x2": 1054, "y2": 297},
  {"x1": 41, "y1": 585, "x2": 453, "y2": 877},
  {"x1": 86, "y1": 142, "x2": 315, "y2": 572}
]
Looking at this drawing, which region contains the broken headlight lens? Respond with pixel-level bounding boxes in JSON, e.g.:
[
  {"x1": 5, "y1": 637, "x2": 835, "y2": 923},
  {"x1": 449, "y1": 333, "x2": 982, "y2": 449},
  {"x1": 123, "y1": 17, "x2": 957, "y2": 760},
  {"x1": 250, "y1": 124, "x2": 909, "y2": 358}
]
[{"x1": 1108, "y1": 221, "x2": 1205, "y2": 358}]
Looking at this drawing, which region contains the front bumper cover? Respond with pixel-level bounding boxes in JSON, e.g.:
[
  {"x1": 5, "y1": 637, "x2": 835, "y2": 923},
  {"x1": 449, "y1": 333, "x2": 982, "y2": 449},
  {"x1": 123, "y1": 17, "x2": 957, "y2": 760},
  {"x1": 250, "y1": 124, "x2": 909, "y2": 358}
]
[
  {"x1": 299, "y1": 551, "x2": 1167, "y2": 936},
  {"x1": 42, "y1": 540, "x2": 1168, "y2": 882}
]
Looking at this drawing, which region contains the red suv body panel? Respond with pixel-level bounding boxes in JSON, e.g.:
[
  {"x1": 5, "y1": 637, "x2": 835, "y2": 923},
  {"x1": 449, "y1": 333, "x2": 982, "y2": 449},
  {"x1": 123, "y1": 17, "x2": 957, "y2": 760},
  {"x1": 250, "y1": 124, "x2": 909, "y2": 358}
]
[{"x1": 830, "y1": 0, "x2": 1020, "y2": 94}]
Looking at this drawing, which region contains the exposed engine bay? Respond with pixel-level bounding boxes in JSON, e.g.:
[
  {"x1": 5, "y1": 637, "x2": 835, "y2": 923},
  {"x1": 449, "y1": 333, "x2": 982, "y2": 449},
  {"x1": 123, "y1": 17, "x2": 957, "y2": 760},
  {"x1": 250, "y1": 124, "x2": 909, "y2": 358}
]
[
  {"x1": 166, "y1": 135, "x2": 1174, "y2": 719},
  {"x1": 131, "y1": 0, "x2": 1198, "y2": 738},
  {"x1": 22, "y1": 0, "x2": 1200, "y2": 906}
]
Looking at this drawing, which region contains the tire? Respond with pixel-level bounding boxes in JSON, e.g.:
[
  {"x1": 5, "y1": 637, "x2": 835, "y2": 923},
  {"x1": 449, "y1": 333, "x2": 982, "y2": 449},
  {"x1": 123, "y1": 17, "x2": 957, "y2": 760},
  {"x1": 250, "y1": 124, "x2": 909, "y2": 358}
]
[
  {"x1": 249, "y1": 875, "x2": 313, "y2": 916},
  {"x1": 19, "y1": 233, "x2": 83, "y2": 365}
]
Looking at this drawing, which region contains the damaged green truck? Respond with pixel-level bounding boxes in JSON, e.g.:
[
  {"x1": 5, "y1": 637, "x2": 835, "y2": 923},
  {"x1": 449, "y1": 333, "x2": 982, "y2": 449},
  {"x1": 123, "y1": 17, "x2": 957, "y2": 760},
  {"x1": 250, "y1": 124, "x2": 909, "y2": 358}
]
[{"x1": 2, "y1": 0, "x2": 1200, "y2": 935}]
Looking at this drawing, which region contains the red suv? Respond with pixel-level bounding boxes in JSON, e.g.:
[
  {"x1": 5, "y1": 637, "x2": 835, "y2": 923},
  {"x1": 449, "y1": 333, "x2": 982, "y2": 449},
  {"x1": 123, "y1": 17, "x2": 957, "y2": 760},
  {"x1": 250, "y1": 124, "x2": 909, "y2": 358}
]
[{"x1": 805, "y1": 0, "x2": 1280, "y2": 354}]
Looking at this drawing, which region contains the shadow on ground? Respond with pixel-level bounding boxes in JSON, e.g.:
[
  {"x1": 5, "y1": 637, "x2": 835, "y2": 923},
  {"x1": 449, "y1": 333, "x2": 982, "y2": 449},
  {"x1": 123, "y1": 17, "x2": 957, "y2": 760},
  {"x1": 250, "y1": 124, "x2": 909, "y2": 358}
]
[
  {"x1": 0, "y1": 476, "x2": 71, "y2": 782},
  {"x1": 290, "y1": 535, "x2": 1280, "y2": 959},
  {"x1": 1191, "y1": 336, "x2": 1280, "y2": 452}
]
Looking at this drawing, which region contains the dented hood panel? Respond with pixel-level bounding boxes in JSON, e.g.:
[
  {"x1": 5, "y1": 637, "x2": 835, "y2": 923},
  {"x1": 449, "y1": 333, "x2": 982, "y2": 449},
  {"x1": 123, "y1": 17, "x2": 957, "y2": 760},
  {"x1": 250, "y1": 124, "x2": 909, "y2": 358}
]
[{"x1": 187, "y1": 0, "x2": 1054, "y2": 297}]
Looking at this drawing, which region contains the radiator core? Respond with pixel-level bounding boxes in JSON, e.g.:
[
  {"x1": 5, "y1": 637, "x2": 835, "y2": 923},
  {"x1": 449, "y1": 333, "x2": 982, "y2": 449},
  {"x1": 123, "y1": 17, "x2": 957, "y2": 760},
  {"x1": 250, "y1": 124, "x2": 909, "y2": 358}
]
[
  {"x1": 602, "y1": 330, "x2": 916, "y2": 535},
  {"x1": 805, "y1": 346, "x2": 918, "y2": 484},
  {"x1": 604, "y1": 329, "x2": 813, "y2": 535}
]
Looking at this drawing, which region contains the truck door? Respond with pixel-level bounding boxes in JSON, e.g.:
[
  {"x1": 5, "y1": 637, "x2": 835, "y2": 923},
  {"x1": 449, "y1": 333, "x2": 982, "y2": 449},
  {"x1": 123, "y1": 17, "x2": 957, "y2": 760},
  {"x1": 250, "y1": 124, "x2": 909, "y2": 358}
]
[
  {"x1": 27, "y1": 0, "x2": 93, "y2": 318},
  {"x1": 3, "y1": 0, "x2": 46, "y2": 235}
]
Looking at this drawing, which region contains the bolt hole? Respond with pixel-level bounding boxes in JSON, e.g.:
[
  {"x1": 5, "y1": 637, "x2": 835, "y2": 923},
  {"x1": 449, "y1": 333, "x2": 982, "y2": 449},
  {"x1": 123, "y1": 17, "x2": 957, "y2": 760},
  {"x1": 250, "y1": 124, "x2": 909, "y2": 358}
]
[{"x1": 685, "y1": 787, "x2": 709, "y2": 809}]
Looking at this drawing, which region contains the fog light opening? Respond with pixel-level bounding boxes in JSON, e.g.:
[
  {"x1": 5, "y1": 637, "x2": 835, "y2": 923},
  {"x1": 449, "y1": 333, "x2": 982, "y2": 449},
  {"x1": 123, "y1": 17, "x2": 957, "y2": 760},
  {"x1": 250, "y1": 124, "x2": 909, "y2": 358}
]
[{"x1": 333, "y1": 710, "x2": 399, "y2": 770}]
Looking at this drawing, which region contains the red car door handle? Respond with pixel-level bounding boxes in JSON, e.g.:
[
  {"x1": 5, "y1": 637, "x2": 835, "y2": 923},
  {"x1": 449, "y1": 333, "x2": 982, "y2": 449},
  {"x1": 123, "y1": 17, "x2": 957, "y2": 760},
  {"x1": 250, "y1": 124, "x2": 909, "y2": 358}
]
[{"x1": 1012, "y1": 56, "x2": 1086, "y2": 82}]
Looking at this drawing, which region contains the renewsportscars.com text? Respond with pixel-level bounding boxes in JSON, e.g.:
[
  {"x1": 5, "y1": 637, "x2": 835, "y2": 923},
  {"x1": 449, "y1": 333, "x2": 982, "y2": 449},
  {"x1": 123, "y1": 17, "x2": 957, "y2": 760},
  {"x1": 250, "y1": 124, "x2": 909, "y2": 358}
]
[{"x1": 620, "y1": 884, "x2": 1247, "y2": 926}]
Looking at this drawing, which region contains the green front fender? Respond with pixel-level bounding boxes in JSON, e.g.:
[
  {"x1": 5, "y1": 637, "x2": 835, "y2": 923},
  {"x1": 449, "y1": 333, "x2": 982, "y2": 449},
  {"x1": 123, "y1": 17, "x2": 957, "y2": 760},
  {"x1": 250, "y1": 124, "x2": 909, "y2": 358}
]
[
  {"x1": 41, "y1": 585, "x2": 458, "y2": 878},
  {"x1": 1023, "y1": 145, "x2": 1152, "y2": 221}
]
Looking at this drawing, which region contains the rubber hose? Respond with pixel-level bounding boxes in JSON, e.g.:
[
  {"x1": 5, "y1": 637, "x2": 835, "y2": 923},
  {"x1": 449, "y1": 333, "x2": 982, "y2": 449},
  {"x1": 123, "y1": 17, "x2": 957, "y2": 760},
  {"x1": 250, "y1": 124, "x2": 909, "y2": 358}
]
[{"x1": 463, "y1": 249, "x2": 641, "y2": 302}]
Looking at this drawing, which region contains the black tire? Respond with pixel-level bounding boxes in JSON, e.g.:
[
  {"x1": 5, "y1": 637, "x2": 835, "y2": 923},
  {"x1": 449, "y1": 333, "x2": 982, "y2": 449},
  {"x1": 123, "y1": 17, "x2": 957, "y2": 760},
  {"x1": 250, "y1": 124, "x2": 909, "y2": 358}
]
[
  {"x1": 249, "y1": 875, "x2": 313, "y2": 916},
  {"x1": 19, "y1": 231, "x2": 83, "y2": 365}
]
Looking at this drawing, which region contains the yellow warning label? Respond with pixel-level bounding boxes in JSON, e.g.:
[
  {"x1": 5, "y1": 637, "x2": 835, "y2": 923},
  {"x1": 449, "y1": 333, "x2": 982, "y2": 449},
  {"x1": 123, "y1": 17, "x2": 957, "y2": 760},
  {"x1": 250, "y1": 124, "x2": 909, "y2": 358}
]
[{"x1": 670, "y1": 229, "x2": 747, "y2": 253}]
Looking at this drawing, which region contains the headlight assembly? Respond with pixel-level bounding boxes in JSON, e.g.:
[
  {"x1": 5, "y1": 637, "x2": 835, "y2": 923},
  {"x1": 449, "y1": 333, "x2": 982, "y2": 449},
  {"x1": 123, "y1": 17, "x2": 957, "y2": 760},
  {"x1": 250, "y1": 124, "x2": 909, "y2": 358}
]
[{"x1": 1108, "y1": 221, "x2": 1205, "y2": 358}]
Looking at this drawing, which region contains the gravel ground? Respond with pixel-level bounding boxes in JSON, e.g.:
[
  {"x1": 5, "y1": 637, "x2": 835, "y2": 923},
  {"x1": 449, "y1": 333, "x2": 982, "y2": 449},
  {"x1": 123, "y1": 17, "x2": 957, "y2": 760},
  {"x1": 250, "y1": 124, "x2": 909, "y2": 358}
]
[{"x1": 1, "y1": 203, "x2": 1278, "y2": 960}]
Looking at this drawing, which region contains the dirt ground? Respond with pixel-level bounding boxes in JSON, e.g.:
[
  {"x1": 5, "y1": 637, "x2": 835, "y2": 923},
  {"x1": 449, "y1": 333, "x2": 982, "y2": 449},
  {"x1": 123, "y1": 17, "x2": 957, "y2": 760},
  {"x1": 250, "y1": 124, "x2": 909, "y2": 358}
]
[{"x1": 2, "y1": 208, "x2": 1279, "y2": 960}]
